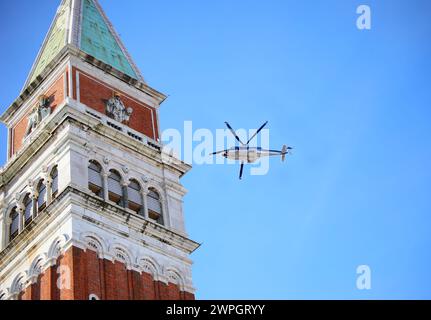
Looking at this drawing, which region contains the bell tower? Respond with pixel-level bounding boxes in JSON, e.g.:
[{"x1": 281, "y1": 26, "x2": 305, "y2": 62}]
[{"x1": 0, "y1": 0, "x2": 198, "y2": 300}]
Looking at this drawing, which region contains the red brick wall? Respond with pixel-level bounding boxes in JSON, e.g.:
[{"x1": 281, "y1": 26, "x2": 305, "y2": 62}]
[
  {"x1": 31, "y1": 276, "x2": 42, "y2": 300},
  {"x1": 10, "y1": 67, "x2": 159, "y2": 157},
  {"x1": 11, "y1": 73, "x2": 65, "y2": 156},
  {"x1": 17, "y1": 246, "x2": 194, "y2": 300},
  {"x1": 76, "y1": 68, "x2": 159, "y2": 141},
  {"x1": 142, "y1": 272, "x2": 157, "y2": 300},
  {"x1": 86, "y1": 249, "x2": 103, "y2": 299},
  {"x1": 39, "y1": 265, "x2": 59, "y2": 300}
]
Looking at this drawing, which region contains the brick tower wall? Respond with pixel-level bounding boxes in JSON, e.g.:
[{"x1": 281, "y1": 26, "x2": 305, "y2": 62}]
[
  {"x1": 18, "y1": 246, "x2": 195, "y2": 301},
  {"x1": 10, "y1": 66, "x2": 160, "y2": 157}
]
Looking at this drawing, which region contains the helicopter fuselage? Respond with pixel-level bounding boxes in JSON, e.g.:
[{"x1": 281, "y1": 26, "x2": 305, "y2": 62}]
[{"x1": 223, "y1": 146, "x2": 283, "y2": 163}]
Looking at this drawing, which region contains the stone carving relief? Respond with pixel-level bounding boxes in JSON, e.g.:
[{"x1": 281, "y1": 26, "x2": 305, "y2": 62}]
[
  {"x1": 106, "y1": 93, "x2": 133, "y2": 124},
  {"x1": 24, "y1": 95, "x2": 52, "y2": 139}
]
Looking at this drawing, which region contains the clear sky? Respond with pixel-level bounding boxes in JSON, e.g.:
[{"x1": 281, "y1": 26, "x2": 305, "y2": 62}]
[{"x1": 1, "y1": 0, "x2": 431, "y2": 299}]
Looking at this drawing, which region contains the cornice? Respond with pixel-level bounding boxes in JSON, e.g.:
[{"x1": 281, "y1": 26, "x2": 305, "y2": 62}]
[
  {"x1": 68, "y1": 186, "x2": 201, "y2": 255},
  {"x1": 0, "y1": 185, "x2": 200, "y2": 272},
  {"x1": 0, "y1": 100, "x2": 191, "y2": 188}
]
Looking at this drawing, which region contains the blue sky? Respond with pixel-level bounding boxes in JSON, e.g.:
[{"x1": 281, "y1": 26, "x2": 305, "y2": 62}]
[{"x1": 1, "y1": 0, "x2": 431, "y2": 299}]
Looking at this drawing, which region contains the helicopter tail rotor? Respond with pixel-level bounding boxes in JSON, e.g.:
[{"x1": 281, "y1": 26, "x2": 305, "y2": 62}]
[
  {"x1": 282, "y1": 145, "x2": 293, "y2": 161},
  {"x1": 282, "y1": 145, "x2": 287, "y2": 162}
]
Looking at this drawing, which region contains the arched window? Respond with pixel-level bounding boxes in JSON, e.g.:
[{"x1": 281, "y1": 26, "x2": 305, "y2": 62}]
[
  {"x1": 51, "y1": 166, "x2": 59, "y2": 198},
  {"x1": 108, "y1": 170, "x2": 123, "y2": 206},
  {"x1": 128, "y1": 179, "x2": 142, "y2": 214},
  {"x1": 9, "y1": 207, "x2": 19, "y2": 241},
  {"x1": 88, "y1": 161, "x2": 104, "y2": 198},
  {"x1": 147, "y1": 188, "x2": 164, "y2": 225},
  {"x1": 23, "y1": 194, "x2": 33, "y2": 227},
  {"x1": 37, "y1": 180, "x2": 47, "y2": 212}
]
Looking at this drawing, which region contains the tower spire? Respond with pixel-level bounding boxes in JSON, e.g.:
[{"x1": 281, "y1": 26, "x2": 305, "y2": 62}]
[{"x1": 24, "y1": 0, "x2": 144, "y2": 89}]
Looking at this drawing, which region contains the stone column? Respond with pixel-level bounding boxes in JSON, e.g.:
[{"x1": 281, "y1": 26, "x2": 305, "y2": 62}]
[
  {"x1": 122, "y1": 182, "x2": 129, "y2": 209},
  {"x1": 102, "y1": 173, "x2": 109, "y2": 201},
  {"x1": 28, "y1": 179, "x2": 37, "y2": 219},
  {"x1": 32, "y1": 193, "x2": 38, "y2": 219},
  {"x1": 141, "y1": 190, "x2": 148, "y2": 219},
  {"x1": 46, "y1": 178, "x2": 53, "y2": 205},
  {"x1": 0, "y1": 203, "x2": 7, "y2": 251},
  {"x1": 4, "y1": 215, "x2": 12, "y2": 249},
  {"x1": 17, "y1": 205, "x2": 24, "y2": 234},
  {"x1": 160, "y1": 192, "x2": 169, "y2": 227}
]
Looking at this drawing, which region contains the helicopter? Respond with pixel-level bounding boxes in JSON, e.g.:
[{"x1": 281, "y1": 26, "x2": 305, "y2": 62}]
[{"x1": 211, "y1": 121, "x2": 293, "y2": 179}]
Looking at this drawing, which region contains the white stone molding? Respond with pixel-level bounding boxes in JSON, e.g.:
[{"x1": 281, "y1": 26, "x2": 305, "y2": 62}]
[
  {"x1": 47, "y1": 234, "x2": 69, "y2": 266},
  {"x1": 109, "y1": 243, "x2": 134, "y2": 270},
  {"x1": 28, "y1": 254, "x2": 47, "y2": 284},
  {"x1": 10, "y1": 273, "x2": 26, "y2": 299},
  {"x1": 106, "y1": 165, "x2": 125, "y2": 181},
  {"x1": 165, "y1": 267, "x2": 186, "y2": 291},
  {"x1": 138, "y1": 256, "x2": 161, "y2": 280},
  {"x1": 103, "y1": 156, "x2": 110, "y2": 166},
  {"x1": 80, "y1": 232, "x2": 108, "y2": 259},
  {"x1": 121, "y1": 165, "x2": 129, "y2": 175},
  {"x1": 89, "y1": 293, "x2": 100, "y2": 300}
]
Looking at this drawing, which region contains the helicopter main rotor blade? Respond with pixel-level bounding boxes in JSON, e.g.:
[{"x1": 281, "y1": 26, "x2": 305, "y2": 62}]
[
  {"x1": 246, "y1": 121, "x2": 268, "y2": 145},
  {"x1": 239, "y1": 162, "x2": 245, "y2": 180},
  {"x1": 210, "y1": 150, "x2": 226, "y2": 155},
  {"x1": 225, "y1": 122, "x2": 245, "y2": 146}
]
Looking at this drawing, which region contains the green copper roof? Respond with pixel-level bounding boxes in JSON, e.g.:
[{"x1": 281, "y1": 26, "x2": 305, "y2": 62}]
[
  {"x1": 25, "y1": 0, "x2": 143, "y2": 88},
  {"x1": 80, "y1": 0, "x2": 138, "y2": 79},
  {"x1": 29, "y1": 0, "x2": 71, "y2": 84}
]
